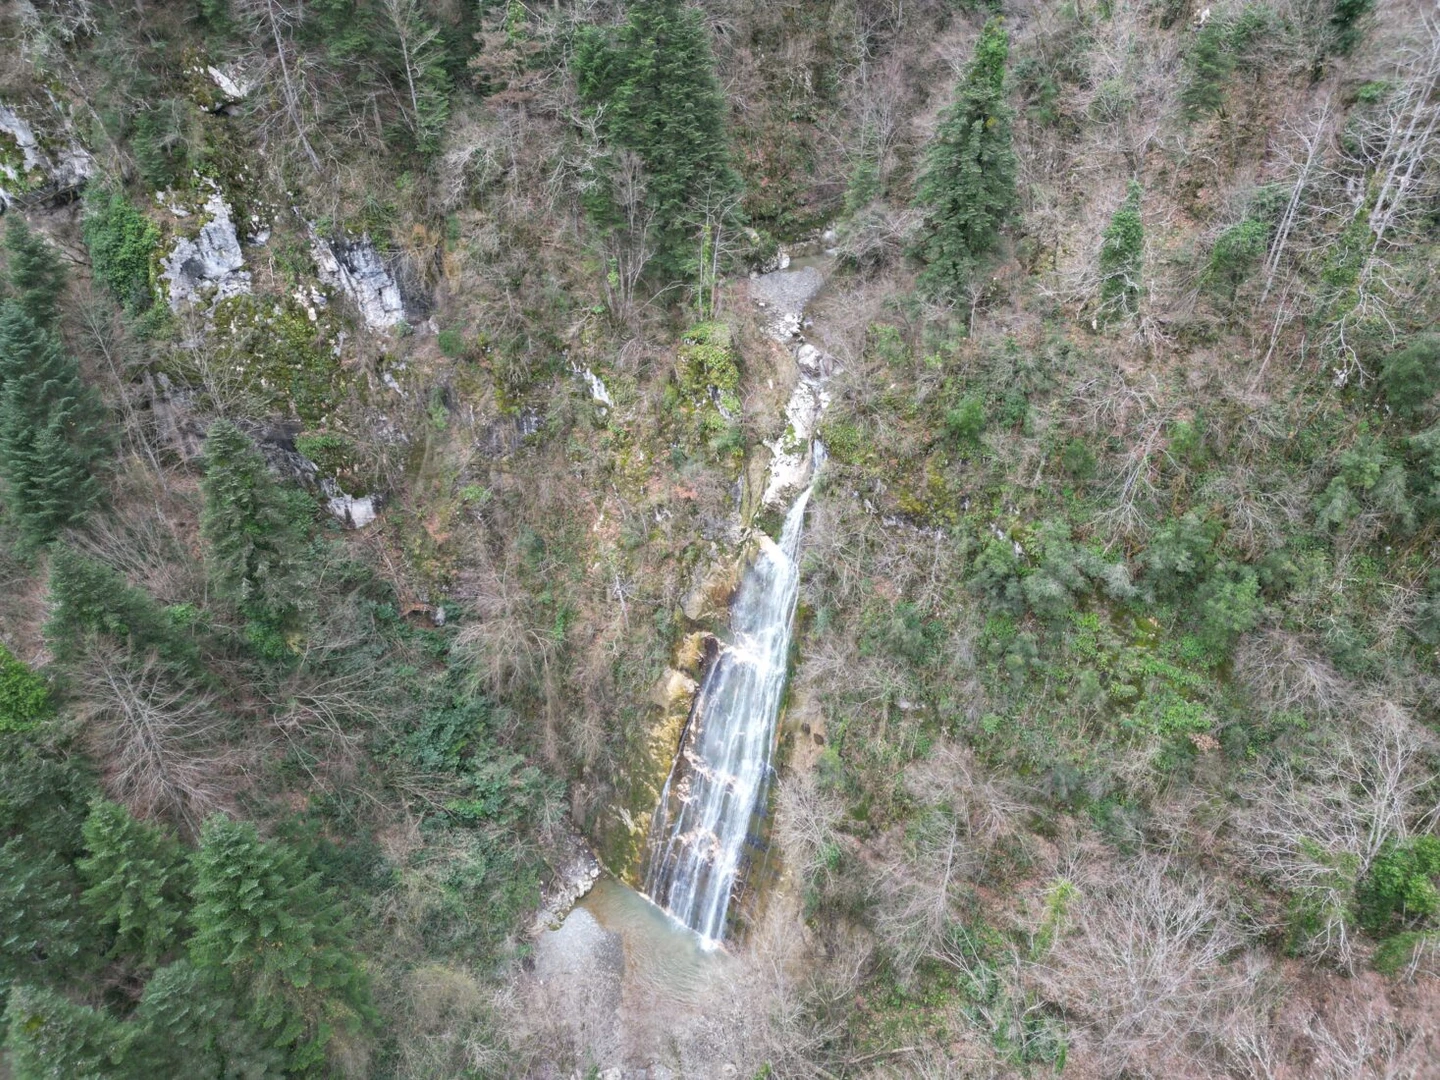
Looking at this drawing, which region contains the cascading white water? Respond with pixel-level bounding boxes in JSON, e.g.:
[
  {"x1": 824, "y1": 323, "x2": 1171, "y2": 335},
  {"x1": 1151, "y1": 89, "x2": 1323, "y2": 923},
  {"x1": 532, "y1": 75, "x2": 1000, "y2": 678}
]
[{"x1": 643, "y1": 466, "x2": 819, "y2": 945}]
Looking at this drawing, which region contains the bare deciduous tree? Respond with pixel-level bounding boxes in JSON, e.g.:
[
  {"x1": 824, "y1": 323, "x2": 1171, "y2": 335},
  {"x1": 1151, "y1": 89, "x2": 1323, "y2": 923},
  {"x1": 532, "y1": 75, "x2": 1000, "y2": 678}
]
[
  {"x1": 1039, "y1": 860, "x2": 1257, "y2": 1077},
  {"x1": 74, "y1": 647, "x2": 242, "y2": 833},
  {"x1": 1234, "y1": 701, "x2": 1438, "y2": 971},
  {"x1": 1322, "y1": 14, "x2": 1440, "y2": 380},
  {"x1": 1234, "y1": 628, "x2": 1354, "y2": 721},
  {"x1": 233, "y1": 0, "x2": 323, "y2": 172}
]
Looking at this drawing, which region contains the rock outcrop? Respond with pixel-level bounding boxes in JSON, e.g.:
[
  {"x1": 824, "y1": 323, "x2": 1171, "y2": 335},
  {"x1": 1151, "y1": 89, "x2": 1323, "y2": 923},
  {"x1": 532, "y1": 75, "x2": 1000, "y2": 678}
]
[
  {"x1": 323, "y1": 489, "x2": 379, "y2": 530},
  {"x1": 750, "y1": 263, "x2": 833, "y2": 506},
  {"x1": 310, "y1": 232, "x2": 407, "y2": 330},
  {"x1": 161, "y1": 189, "x2": 251, "y2": 309},
  {"x1": 0, "y1": 103, "x2": 92, "y2": 209}
]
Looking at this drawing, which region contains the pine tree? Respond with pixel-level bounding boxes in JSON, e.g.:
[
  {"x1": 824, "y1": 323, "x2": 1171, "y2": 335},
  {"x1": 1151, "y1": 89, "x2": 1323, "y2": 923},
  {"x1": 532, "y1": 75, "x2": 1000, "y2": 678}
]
[
  {"x1": 4, "y1": 983, "x2": 136, "y2": 1080},
  {"x1": 1099, "y1": 180, "x2": 1144, "y2": 320},
  {"x1": 133, "y1": 960, "x2": 286, "y2": 1079},
  {"x1": 78, "y1": 800, "x2": 192, "y2": 968},
  {"x1": 45, "y1": 546, "x2": 198, "y2": 669},
  {"x1": 0, "y1": 302, "x2": 103, "y2": 546},
  {"x1": 3, "y1": 217, "x2": 67, "y2": 328},
  {"x1": 189, "y1": 817, "x2": 373, "y2": 1071},
  {"x1": 1180, "y1": 20, "x2": 1234, "y2": 123},
  {"x1": 911, "y1": 17, "x2": 1018, "y2": 300},
  {"x1": 0, "y1": 753, "x2": 97, "y2": 990},
  {"x1": 574, "y1": 0, "x2": 739, "y2": 273},
  {"x1": 199, "y1": 422, "x2": 305, "y2": 650}
]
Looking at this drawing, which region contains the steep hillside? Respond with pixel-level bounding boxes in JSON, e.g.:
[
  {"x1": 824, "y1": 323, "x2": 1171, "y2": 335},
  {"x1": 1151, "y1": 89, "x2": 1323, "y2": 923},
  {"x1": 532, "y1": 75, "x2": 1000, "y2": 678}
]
[{"x1": 0, "y1": 0, "x2": 1437, "y2": 1076}]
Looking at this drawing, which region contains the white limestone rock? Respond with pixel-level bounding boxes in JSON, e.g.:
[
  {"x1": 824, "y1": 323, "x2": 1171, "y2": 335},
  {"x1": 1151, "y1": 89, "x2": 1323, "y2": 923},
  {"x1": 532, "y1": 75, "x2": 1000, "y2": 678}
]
[
  {"x1": 310, "y1": 231, "x2": 406, "y2": 330},
  {"x1": 161, "y1": 190, "x2": 251, "y2": 309},
  {"x1": 325, "y1": 491, "x2": 378, "y2": 529},
  {"x1": 0, "y1": 103, "x2": 92, "y2": 208},
  {"x1": 206, "y1": 63, "x2": 256, "y2": 104},
  {"x1": 0, "y1": 106, "x2": 44, "y2": 203}
]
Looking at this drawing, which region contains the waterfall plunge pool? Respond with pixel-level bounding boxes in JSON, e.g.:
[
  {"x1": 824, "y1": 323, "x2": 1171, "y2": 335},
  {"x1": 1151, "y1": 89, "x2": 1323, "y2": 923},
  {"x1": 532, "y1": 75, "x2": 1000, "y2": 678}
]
[{"x1": 576, "y1": 873, "x2": 730, "y2": 1006}]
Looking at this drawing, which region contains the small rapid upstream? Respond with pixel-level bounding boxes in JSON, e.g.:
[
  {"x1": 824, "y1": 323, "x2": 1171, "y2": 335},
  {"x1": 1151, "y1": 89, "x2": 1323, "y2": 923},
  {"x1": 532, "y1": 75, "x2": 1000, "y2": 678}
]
[{"x1": 642, "y1": 475, "x2": 818, "y2": 944}]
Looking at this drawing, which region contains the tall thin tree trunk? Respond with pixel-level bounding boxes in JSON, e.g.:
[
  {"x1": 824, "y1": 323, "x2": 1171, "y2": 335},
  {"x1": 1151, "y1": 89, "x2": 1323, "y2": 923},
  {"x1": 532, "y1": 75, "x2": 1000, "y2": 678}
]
[{"x1": 265, "y1": 0, "x2": 322, "y2": 171}]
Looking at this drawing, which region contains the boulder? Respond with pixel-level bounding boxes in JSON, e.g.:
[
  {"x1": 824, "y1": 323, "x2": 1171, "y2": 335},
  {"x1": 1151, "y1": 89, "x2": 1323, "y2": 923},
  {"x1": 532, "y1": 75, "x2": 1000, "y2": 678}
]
[
  {"x1": 796, "y1": 342, "x2": 827, "y2": 377},
  {"x1": 323, "y1": 489, "x2": 379, "y2": 530}
]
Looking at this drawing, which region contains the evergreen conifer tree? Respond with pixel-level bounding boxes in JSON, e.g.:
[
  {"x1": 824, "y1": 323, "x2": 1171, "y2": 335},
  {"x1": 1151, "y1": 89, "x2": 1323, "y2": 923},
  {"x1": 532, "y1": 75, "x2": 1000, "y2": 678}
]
[
  {"x1": 911, "y1": 17, "x2": 1018, "y2": 300},
  {"x1": 0, "y1": 753, "x2": 97, "y2": 991},
  {"x1": 4, "y1": 983, "x2": 136, "y2": 1080},
  {"x1": 189, "y1": 817, "x2": 372, "y2": 1071},
  {"x1": 1099, "y1": 180, "x2": 1144, "y2": 319},
  {"x1": 574, "y1": 0, "x2": 739, "y2": 273},
  {"x1": 199, "y1": 421, "x2": 305, "y2": 648},
  {"x1": 0, "y1": 303, "x2": 103, "y2": 546},
  {"x1": 133, "y1": 960, "x2": 286, "y2": 1079},
  {"x1": 78, "y1": 800, "x2": 192, "y2": 968},
  {"x1": 1180, "y1": 20, "x2": 1234, "y2": 123},
  {"x1": 45, "y1": 546, "x2": 198, "y2": 669},
  {"x1": 3, "y1": 217, "x2": 67, "y2": 329},
  {"x1": 380, "y1": 0, "x2": 452, "y2": 154}
]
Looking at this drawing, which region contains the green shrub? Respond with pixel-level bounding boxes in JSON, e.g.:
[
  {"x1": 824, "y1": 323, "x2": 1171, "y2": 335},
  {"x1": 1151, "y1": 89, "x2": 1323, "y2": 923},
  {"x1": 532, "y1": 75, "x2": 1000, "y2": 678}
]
[
  {"x1": 863, "y1": 601, "x2": 941, "y2": 666},
  {"x1": 1356, "y1": 836, "x2": 1440, "y2": 934},
  {"x1": 1194, "y1": 563, "x2": 1262, "y2": 655},
  {"x1": 437, "y1": 327, "x2": 469, "y2": 359},
  {"x1": 1167, "y1": 417, "x2": 1207, "y2": 468},
  {"x1": 0, "y1": 644, "x2": 50, "y2": 734},
  {"x1": 970, "y1": 537, "x2": 1024, "y2": 614},
  {"x1": 945, "y1": 394, "x2": 987, "y2": 445},
  {"x1": 677, "y1": 323, "x2": 740, "y2": 405},
  {"x1": 295, "y1": 431, "x2": 356, "y2": 479},
  {"x1": 819, "y1": 418, "x2": 866, "y2": 465},
  {"x1": 1205, "y1": 218, "x2": 1269, "y2": 302},
  {"x1": 1143, "y1": 513, "x2": 1219, "y2": 600},
  {"x1": 1059, "y1": 438, "x2": 1096, "y2": 479},
  {"x1": 82, "y1": 189, "x2": 159, "y2": 316},
  {"x1": 1374, "y1": 929, "x2": 1440, "y2": 975}
]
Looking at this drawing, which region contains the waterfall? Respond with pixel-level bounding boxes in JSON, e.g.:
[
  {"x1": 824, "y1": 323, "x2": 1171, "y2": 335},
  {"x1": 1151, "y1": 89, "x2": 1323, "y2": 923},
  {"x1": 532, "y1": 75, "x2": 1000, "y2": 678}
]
[{"x1": 643, "y1": 467, "x2": 819, "y2": 945}]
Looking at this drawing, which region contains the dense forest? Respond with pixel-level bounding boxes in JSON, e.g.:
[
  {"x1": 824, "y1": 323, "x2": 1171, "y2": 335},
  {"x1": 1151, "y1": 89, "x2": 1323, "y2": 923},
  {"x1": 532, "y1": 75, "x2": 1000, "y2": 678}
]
[{"x1": 0, "y1": 0, "x2": 1437, "y2": 1075}]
